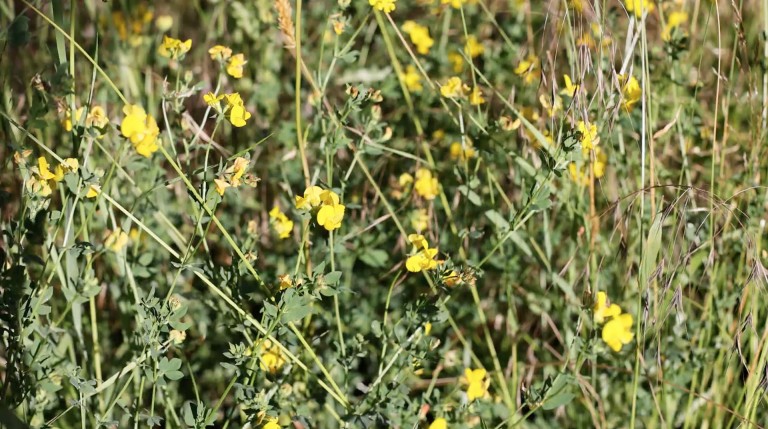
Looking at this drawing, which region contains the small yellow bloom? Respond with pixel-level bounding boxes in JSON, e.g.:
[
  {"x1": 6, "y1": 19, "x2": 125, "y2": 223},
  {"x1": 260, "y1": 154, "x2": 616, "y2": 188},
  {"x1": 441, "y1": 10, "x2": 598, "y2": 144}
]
[
  {"x1": 408, "y1": 233, "x2": 429, "y2": 250},
  {"x1": 398, "y1": 173, "x2": 414, "y2": 187},
  {"x1": 209, "y1": 45, "x2": 233, "y2": 61},
  {"x1": 514, "y1": 54, "x2": 541, "y2": 85},
  {"x1": 447, "y1": 51, "x2": 464, "y2": 73},
  {"x1": 226, "y1": 53, "x2": 247, "y2": 79},
  {"x1": 463, "y1": 368, "x2": 487, "y2": 401},
  {"x1": 405, "y1": 248, "x2": 438, "y2": 272},
  {"x1": 369, "y1": 0, "x2": 397, "y2": 13},
  {"x1": 317, "y1": 203, "x2": 345, "y2": 231},
  {"x1": 424, "y1": 322, "x2": 432, "y2": 336},
  {"x1": 593, "y1": 291, "x2": 622, "y2": 324},
  {"x1": 169, "y1": 329, "x2": 186, "y2": 344},
  {"x1": 86, "y1": 185, "x2": 100, "y2": 198},
  {"x1": 278, "y1": 274, "x2": 293, "y2": 290},
  {"x1": 269, "y1": 206, "x2": 294, "y2": 239},
  {"x1": 624, "y1": 0, "x2": 654, "y2": 18},
  {"x1": 662, "y1": 11, "x2": 688, "y2": 41},
  {"x1": 157, "y1": 35, "x2": 191, "y2": 59},
  {"x1": 105, "y1": 229, "x2": 130, "y2": 253},
  {"x1": 402, "y1": 65, "x2": 423, "y2": 92},
  {"x1": 259, "y1": 340, "x2": 287, "y2": 373},
  {"x1": 410, "y1": 209, "x2": 430, "y2": 232},
  {"x1": 402, "y1": 21, "x2": 434, "y2": 55},
  {"x1": 203, "y1": 92, "x2": 224, "y2": 108},
  {"x1": 222, "y1": 93, "x2": 251, "y2": 127},
  {"x1": 214, "y1": 178, "x2": 231, "y2": 196},
  {"x1": 26, "y1": 175, "x2": 52, "y2": 197},
  {"x1": 561, "y1": 74, "x2": 579, "y2": 97},
  {"x1": 443, "y1": 269, "x2": 461, "y2": 287},
  {"x1": 37, "y1": 157, "x2": 57, "y2": 181},
  {"x1": 618, "y1": 74, "x2": 641, "y2": 112},
  {"x1": 440, "y1": 76, "x2": 467, "y2": 99},
  {"x1": 441, "y1": 0, "x2": 478, "y2": 8},
  {"x1": 464, "y1": 35, "x2": 484, "y2": 58},
  {"x1": 227, "y1": 157, "x2": 250, "y2": 186},
  {"x1": 121, "y1": 105, "x2": 160, "y2": 157},
  {"x1": 450, "y1": 141, "x2": 476, "y2": 161},
  {"x1": 469, "y1": 87, "x2": 485, "y2": 106},
  {"x1": 577, "y1": 121, "x2": 598, "y2": 151},
  {"x1": 414, "y1": 168, "x2": 439, "y2": 200},
  {"x1": 429, "y1": 417, "x2": 447, "y2": 429},
  {"x1": 602, "y1": 313, "x2": 634, "y2": 352},
  {"x1": 295, "y1": 185, "x2": 324, "y2": 209},
  {"x1": 262, "y1": 417, "x2": 281, "y2": 429},
  {"x1": 155, "y1": 15, "x2": 174, "y2": 32}
]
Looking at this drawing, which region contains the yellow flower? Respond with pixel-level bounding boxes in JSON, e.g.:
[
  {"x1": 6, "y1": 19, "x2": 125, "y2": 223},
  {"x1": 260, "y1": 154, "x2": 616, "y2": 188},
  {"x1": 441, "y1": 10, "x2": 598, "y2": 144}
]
[
  {"x1": 155, "y1": 15, "x2": 174, "y2": 32},
  {"x1": 105, "y1": 229, "x2": 130, "y2": 253},
  {"x1": 405, "y1": 248, "x2": 438, "y2": 272},
  {"x1": 227, "y1": 157, "x2": 250, "y2": 186},
  {"x1": 447, "y1": 51, "x2": 464, "y2": 73},
  {"x1": 295, "y1": 186, "x2": 324, "y2": 209},
  {"x1": 662, "y1": 11, "x2": 688, "y2": 41},
  {"x1": 262, "y1": 417, "x2": 281, "y2": 429},
  {"x1": 121, "y1": 105, "x2": 160, "y2": 157},
  {"x1": 277, "y1": 274, "x2": 293, "y2": 290},
  {"x1": 398, "y1": 173, "x2": 414, "y2": 187},
  {"x1": 209, "y1": 45, "x2": 233, "y2": 61},
  {"x1": 424, "y1": 322, "x2": 432, "y2": 336},
  {"x1": 577, "y1": 121, "x2": 598, "y2": 151},
  {"x1": 259, "y1": 340, "x2": 286, "y2": 373},
  {"x1": 429, "y1": 418, "x2": 447, "y2": 429},
  {"x1": 463, "y1": 368, "x2": 487, "y2": 401},
  {"x1": 440, "y1": 76, "x2": 467, "y2": 99},
  {"x1": 214, "y1": 178, "x2": 231, "y2": 196},
  {"x1": 320, "y1": 189, "x2": 340, "y2": 206},
  {"x1": 26, "y1": 175, "x2": 52, "y2": 197},
  {"x1": 269, "y1": 206, "x2": 294, "y2": 239},
  {"x1": 624, "y1": 0, "x2": 655, "y2": 18},
  {"x1": 441, "y1": 0, "x2": 478, "y2": 8},
  {"x1": 369, "y1": 0, "x2": 397, "y2": 13},
  {"x1": 593, "y1": 291, "x2": 622, "y2": 324},
  {"x1": 592, "y1": 147, "x2": 608, "y2": 178},
  {"x1": 226, "y1": 53, "x2": 247, "y2": 79},
  {"x1": 317, "y1": 203, "x2": 345, "y2": 231},
  {"x1": 569, "y1": 0, "x2": 585, "y2": 13},
  {"x1": 560, "y1": 74, "x2": 579, "y2": 97},
  {"x1": 37, "y1": 157, "x2": 57, "y2": 181},
  {"x1": 408, "y1": 233, "x2": 429, "y2": 250},
  {"x1": 618, "y1": 74, "x2": 641, "y2": 112},
  {"x1": 402, "y1": 65, "x2": 423, "y2": 92},
  {"x1": 450, "y1": 141, "x2": 476, "y2": 161},
  {"x1": 410, "y1": 209, "x2": 430, "y2": 232},
  {"x1": 414, "y1": 168, "x2": 439, "y2": 200},
  {"x1": 222, "y1": 93, "x2": 251, "y2": 127},
  {"x1": 443, "y1": 269, "x2": 461, "y2": 287},
  {"x1": 514, "y1": 54, "x2": 541, "y2": 85},
  {"x1": 402, "y1": 21, "x2": 434, "y2": 55},
  {"x1": 469, "y1": 87, "x2": 485, "y2": 106},
  {"x1": 464, "y1": 35, "x2": 484, "y2": 58},
  {"x1": 157, "y1": 35, "x2": 192, "y2": 59},
  {"x1": 66, "y1": 106, "x2": 108, "y2": 131},
  {"x1": 539, "y1": 94, "x2": 562, "y2": 118},
  {"x1": 602, "y1": 313, "x2": 634, "y2": 352},
  {"x1": 203, "y1": 92, "x2": 224, "y2": 108},
  {"x1": 86, "y1": 185, "x2": 100, "y2": 198}
]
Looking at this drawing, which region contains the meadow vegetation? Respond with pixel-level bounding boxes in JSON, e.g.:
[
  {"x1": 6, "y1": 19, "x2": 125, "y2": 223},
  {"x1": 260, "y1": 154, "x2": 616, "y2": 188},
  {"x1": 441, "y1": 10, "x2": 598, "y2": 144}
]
[{"x1": 1, "y1": 0, "x2": 768, "y2": 427}]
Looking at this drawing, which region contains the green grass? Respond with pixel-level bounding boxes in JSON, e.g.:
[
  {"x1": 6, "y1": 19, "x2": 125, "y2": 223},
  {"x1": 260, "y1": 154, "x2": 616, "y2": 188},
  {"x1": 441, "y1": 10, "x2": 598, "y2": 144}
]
[{"x1": 1, "y1": 0, "x2": 767, "y2": 427}]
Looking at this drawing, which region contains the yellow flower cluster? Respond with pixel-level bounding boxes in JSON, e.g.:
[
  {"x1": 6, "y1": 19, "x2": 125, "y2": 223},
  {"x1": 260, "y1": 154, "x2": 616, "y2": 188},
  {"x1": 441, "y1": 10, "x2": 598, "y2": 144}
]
[
  {"x1": 207, "y1": 45, "x2": 246, "y2": 78},
  {"x1": 105, "y1": 228, "x2": 130, "y2": 253},
  {"x1": 624, "y1": 0, "x2": 655, "y2": 18},
  {"x1": 560, "y1": 74, "x2": 579, "y2": 98},
  {"x1": 269, "y1": 206, "x2": 294, "y2": 239},
  {"x1": 157, "y1": 35, "x2": 191, "y2": 59},
  {"x1": 369, "y1": 0, "x2": 397, "y2": 13},
  {"x1": 414, "y1": 168, "x2": 439, "y2": 200},
  {"x1": 26, "y1": 156, "x2": 78, "y2": 197},
  {"x1": 259, "y1": 339, "x2": 287, "y2": 373},
  {"x1": 405, "y1": 233, "x2": 438, "y2": 273},
  {"x1": 63, "y1": 105, "x2": 109, "y2": 132},
  {"x1": 449, "y1": 140, "x2": 476, "y2": 161},
  {"x1": 111, "y1": 5, "x2": 153, "y2": 45},
  {"x1": 402, "y1": 21, "x2": 434, "y2": 55},
  {"x1": 662, "y1": 11, "x2": 688, "y2": 41},
  {"x1": 514, "y1": 54, "x2": 541, "y2": 85},
  {"x1": 568, "y1": 147, "x2": 607, "y2": 186},
  {"x1": 464, "y1": 35, "x2": 484, "y2": 58},
  {"x1": 120, "y1": 105, "x2": 160, "y2": 157},
  {"x1": 440, "y1": 76, "x2": 469, "y2": 99},
  {"x1": 203, "y1": 92, "x2": 252, "y2": 127},
  {"x1": 462, "y1": 367, "x2": 487, "y2": 401},
  {"x1": 402, "y1": 65, "x2": 423, "y2": 92},
  {"x1": 577, "y1": 120, "x2": 598, "y2": 151},
  {"x1": 295, "y1": 186, "x2": 346, "y2": 231},
  {"x1": 618, "y1": 74, "x2": 641, "y2": 112},
  {"x1": 593, "y1": 291, "x2": 634, "y2": 352},
  {"x1": 441, "y1": 0, "x2": 478, "y2": 8},
  {"x1": 213, "y1": 157, "x2": 254, "y2": 196}
]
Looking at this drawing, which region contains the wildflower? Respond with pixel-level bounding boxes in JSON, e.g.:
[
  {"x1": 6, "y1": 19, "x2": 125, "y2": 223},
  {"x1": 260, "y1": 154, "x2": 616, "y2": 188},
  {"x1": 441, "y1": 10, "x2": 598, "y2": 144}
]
[
  {"x1": 411, "y1": 208, "x2": 430, "y2": 232},
  {"x1": 560, "y1": 74, "x2": 579, "y2": 97},
  {"x1": 105, "y1": 229, "x2": 130, "y2": 252},
  {"x1": 295, "y1": 185, "x2": 324, "y2": 209},
  {"x1": 464, "y1": 35, "x2": 484, "y2": 58},
  {"x1": 203, "y1": 92, "x2": 224, "y2": 108},
  {"x1": 157, "y1": 35, "x2": 192, "y2": 59},
  {"x1": 462, "y1": 368, "x2": 487, "y2": 401},
  {"x1": 405, "y1": 233, "x2": 439, "y2": 272},
  {"x1": 577, "y1": 121, "x2": 598, "y2": 151},
  {"x1": 214, "y1": 178, "x2": 231, "y2": 196},
  {"x1": 262, "y1": 417, "x2": 281, "y2": 429},
  {"x1": 402, "y1": 65, "x2": 423, "y2": 92},
  {"x1": 539, "y1": 94, "x2": 562, "y2": 118},
  {"x1": 226, "y1": 53, "x2": 247, "y2": 79},
  {"x1": 414, "y1": 168, "x2": 439, "y2": 200},
  {"x1": 369, "y1": 0, "x2": 397, "y2": 13},
  {"x1": 155, "y1": 15, "x2": 174, "y2": 32},
  {"x1": 259, "y1": 339, "x2": 286, "y2": 373},
  {"x1": 221, "y1": 93, "x2": 251, "y2": 127},
  {"x1": 402, "y1": 21, "x2": 434, "y2": 55},
  {"x1": 37, "y1": 157, "x2": 57, "y2": 181},
  {"x1": 316, "y1": 195, "x2": 345, "y2": 231},
  {"x1": 602, "y1": 313, "x2": 634, "y2": 352},
  {"x1": 227, "y1": 157, "x2": 250, "y2": 186},
  {"x1": 662, "y1": 11, "x2": 688, "y2": 41},
  {"x1": 424, "y1": 322, "x2": 432, "y2": 336},
  {"x1": 593, "y1": 291, "x2": 622, "y2": 324},
  {"x1": 447, "y1": 51, "x2": 464, "y2": 73},
  {"x1": 624, "y1": 0, "x2": 654, "y2": 18},
  {"x1": 514, "y1": 54, "x2": 541, "y2": 85},
  {"x1": 440, "y1": 77, "x2": 468, "y2": 99},
  {"x1": 441, "y1": 0, "x2": 478, "y2": 8},
  {"x1": 450, "y1": 141, "x2": 476, "y2": 161},
  {"x1": 618, "y1": 74, "x2": 641, "y2": 112},
  {"x1": 208, "y1": 45, "x2": 233, "y2": 61},
  {"x1": 121, "y1": 105, "x2": 160, "y2": 157},
  {"x1": 443, "y1": 269, "x2": 461, "y2": 287},
  {"x1": 429, "y1": 418, "x2": 447, "y2": 429},
  {"x1": 569, "y1": 0, "x2": 585, "y2": 13},
  {"x1": 86, "y1": 185, "x2": 100, "y2": 198},
  {"x1": 399, "y1": 173, "x2": 414, "y2": 187},
  {"x1": 169, "y1": 329, "x2": 186, "y2": 344},
  {"x1": 469, "y1": 87, "x2": 485, "y2": 106},
  {"x1": 269, "y1": 206, "x2": 294, "y2": 239},
  {"x1": 277, "y1": 274, "x2": 293, "y2": 290}
]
